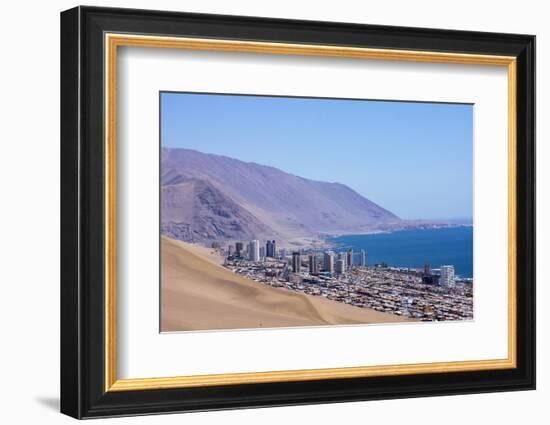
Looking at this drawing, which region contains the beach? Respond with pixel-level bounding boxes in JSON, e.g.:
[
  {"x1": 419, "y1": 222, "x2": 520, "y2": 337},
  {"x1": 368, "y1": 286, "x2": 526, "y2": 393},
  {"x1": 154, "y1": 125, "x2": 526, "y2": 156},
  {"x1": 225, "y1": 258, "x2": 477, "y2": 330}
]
[{"x1": 160, "y1": 236, "x2": 411, "y2": 332}]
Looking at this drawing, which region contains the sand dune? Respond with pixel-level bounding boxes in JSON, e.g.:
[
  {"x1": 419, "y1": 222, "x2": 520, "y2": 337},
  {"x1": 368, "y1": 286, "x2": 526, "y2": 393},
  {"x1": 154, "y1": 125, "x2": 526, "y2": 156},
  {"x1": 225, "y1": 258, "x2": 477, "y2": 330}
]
[{"x1": 161, "y1": 237, "x2": 410, "y2": 332}]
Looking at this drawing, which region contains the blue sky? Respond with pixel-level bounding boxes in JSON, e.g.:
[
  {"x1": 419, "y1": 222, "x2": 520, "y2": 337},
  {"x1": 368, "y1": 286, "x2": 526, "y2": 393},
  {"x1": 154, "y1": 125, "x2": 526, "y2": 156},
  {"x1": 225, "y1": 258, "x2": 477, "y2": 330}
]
[{"x1": 161, "y1": 92, "x2": 473, "y2": 220}]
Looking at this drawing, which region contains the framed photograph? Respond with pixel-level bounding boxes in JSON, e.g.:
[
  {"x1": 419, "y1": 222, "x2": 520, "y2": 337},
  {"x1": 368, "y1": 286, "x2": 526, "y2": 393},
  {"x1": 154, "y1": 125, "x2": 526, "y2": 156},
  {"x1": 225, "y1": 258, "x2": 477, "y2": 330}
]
[{"x1": 60, "y1": 6, "x2": 535, "y2": 419}]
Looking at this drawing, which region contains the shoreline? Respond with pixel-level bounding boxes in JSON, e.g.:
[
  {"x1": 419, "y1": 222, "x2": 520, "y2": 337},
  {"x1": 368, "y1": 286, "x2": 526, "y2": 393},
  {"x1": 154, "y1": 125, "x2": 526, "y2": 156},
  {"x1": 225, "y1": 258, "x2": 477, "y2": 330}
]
[
  {"x1": 325, "y1": 226, "x2": 474, "y2": 280},
  {"x1": 322, "y1": 221, "x2": 473, "y2": 240},
  {"x1": 160, "y1": 223, "x2": 474, "y2": 279},
  {"x1": 164, "y1": 221, "x2": 473, "y2": 252}
]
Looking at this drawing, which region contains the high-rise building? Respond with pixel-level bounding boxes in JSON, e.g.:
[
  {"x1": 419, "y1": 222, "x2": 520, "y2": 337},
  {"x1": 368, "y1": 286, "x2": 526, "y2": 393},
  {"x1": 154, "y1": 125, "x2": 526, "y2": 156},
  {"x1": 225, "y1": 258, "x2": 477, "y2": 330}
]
[
  {"x1": 336, "y1": 259, "x2": 345, "y2": 275},
  {"x1": 347, "y1": 249, "x2": 354, "y2": 269},
  {"x1": 235, "y1": 242, "x2": 243, "y2": 258},
  {"x1": 248, "y1": 240, "x2": 260, "y2": 262},
  {"x1": 228, "y1": 245, "x2": 234, "y2": 256},
  {"x1": 266, "y1": 240, "x2": 277, "y2": 258},
  {"x1": 440, "y1": 265, "x2": 455, "y2": 287},
  {"x1": 308, "y1": 254, "x2": 318, "y2": 275},
  {"x1": 338, "y1": 252, "x2": 347, "y2": 271},
  {"x1": 323, "y1": 251, "x2": 334, "y2": 274},
  {"x1": 259, "y1": 246, "x2": 266, "y2": 261},
  {"x1": 292, "y1": 252, "x2": 301, "y2": 273},
  {"x1": 359, "y1": 249, "x2": 366, "y2": 267},
  {"x1": 279, "y1": 249, "x2": 286, "y2": 259}
]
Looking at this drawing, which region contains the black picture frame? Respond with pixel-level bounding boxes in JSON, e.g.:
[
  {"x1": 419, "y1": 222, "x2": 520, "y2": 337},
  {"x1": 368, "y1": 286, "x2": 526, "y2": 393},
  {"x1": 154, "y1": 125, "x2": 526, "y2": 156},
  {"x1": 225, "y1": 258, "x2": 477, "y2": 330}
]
[{"x1": 61, "y1": 5, "x2": 535, "y2": 419}]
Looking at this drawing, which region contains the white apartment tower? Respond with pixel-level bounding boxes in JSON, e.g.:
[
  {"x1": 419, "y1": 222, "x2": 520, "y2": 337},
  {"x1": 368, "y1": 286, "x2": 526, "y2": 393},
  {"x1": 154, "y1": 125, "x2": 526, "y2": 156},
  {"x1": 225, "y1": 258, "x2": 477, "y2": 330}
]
[
  {"x1": 347, "y1": 249, "x2": 354, "y2": 269},
  {"x1": 338, "y1": 252, "x2": 347, "y2": 271},
  {"x1": 324, "y1": 251, "x2": 335, "y2": 274},
  {"x1": 440, "y1": 265, "x2": 455, "y2": 287},
  {"x1": 248, "y1": 240, "x2": 260, "y2": 262},
  {"x1": 309, "y1": 254, "x2": 318, "y2": 274},
  {"x1": 336, "y1": 259, "x2": 345, "y2": 275},
  {"x1": 292, "y1": 252, "x2": 301, "y2": 273}
]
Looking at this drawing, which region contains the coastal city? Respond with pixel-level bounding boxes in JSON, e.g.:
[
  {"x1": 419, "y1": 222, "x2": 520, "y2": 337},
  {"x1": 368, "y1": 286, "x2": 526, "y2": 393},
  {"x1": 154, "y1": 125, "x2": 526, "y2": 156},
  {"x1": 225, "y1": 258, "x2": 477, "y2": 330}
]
[{"x1": 219, "y1": 239, "x2": 473, "y2": 322}]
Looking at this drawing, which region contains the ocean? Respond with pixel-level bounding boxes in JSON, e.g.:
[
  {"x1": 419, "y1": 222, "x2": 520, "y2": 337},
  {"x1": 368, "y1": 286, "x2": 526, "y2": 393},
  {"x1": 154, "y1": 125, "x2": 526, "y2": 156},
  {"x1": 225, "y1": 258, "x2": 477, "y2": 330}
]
[{"x1": 328, "y1": 226, "x2": 473, "y2": 278}]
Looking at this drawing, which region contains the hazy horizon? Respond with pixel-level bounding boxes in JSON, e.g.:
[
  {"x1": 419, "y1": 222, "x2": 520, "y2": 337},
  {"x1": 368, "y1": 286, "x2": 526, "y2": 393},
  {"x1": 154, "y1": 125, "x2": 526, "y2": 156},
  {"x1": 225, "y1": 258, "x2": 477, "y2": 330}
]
[{"x1": 161, "y1": 92, "x2": 473, "y2": 220}]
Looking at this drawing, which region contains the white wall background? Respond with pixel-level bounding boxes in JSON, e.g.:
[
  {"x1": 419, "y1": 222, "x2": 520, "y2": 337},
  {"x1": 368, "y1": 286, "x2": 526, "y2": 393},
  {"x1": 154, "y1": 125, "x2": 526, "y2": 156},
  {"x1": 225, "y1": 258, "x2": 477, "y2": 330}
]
[{"x1": 0, "y1": 0, "x2": 545, "y2": 423}]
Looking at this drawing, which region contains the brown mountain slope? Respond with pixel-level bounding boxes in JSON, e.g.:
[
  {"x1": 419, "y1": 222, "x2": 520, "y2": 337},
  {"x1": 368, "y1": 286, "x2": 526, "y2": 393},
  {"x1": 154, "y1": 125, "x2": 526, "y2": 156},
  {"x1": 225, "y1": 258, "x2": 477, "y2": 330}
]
[
  {"x1": 161, "y1": 177, "x2": 275, "y2": 243},
  {"x1": 161, "y1": 148, "x2": 401, "y2": 243}
]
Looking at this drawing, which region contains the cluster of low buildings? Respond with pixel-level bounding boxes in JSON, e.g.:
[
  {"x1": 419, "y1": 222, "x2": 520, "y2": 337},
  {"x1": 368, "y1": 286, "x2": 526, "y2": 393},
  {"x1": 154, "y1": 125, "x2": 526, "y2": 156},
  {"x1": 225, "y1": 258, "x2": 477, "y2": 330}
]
[{"x1": 222, "y1": 239, "x2": 473, "y2": 321}]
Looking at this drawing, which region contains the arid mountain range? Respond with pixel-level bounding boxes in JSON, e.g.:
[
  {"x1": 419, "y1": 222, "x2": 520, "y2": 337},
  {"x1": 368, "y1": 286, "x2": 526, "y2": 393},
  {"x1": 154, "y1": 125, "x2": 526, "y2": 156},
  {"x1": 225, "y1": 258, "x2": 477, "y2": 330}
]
[{"x1": 161, "y1": 148, "x2": 450, "y2": 247}]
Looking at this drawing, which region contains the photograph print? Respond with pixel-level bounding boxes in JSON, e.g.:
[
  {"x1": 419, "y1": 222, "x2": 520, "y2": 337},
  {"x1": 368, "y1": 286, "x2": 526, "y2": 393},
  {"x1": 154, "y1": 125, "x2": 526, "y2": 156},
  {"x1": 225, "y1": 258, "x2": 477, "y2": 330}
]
[{"x1": 160, "y1": 92, "x2": 474, "y2": 332}]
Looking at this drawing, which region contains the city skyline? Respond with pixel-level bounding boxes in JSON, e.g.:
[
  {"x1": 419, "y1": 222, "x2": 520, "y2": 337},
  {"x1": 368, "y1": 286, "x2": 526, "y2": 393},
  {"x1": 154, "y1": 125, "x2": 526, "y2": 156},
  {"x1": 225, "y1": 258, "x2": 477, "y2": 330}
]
[
  {"x1": 161, "y1": 92, "x2": 473, "y2": 220},
  {"x1": 226, "y1": 236, "x2": 461, "y2": 281},
  {"x1": 219, "y1": 236, "x2": 470, "y2": 321}
]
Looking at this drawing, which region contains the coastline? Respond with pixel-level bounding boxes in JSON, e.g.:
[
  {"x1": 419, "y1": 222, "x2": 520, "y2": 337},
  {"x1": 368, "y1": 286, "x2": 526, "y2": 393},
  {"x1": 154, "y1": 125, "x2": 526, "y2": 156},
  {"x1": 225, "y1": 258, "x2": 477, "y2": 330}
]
[
  {"x1": 159, "y1": 221, "x2": 474, "y2": 279},
  {"x1": 244, "y1": 221, "x2": 474, "y2": 252},
  {"x1": 326, "y1": 226, "x2": 474, "y2": 279}
]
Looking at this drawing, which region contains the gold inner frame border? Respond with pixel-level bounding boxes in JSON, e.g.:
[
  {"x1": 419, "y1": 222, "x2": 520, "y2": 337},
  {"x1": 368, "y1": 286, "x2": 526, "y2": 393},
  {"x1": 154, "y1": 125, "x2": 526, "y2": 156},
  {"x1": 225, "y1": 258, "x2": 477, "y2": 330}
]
[{"x1": 104, "y1": 33, "x2": 517, "y2": 392}]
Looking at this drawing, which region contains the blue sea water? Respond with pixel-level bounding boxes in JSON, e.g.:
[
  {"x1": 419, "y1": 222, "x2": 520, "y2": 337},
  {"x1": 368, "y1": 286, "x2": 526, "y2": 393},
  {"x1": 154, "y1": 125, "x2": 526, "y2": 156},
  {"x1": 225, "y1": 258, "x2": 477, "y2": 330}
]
[{"x1": 329, "y1": 227, "x2": 473, "y2": 278}]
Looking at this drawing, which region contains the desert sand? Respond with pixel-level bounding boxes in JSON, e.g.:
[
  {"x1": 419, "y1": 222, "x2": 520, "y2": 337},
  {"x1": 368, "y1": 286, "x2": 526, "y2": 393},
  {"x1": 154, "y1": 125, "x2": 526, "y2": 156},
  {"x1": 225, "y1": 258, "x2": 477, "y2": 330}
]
[{"x1": 161, "y1": 236, "x2": 412, "y2": 332}]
